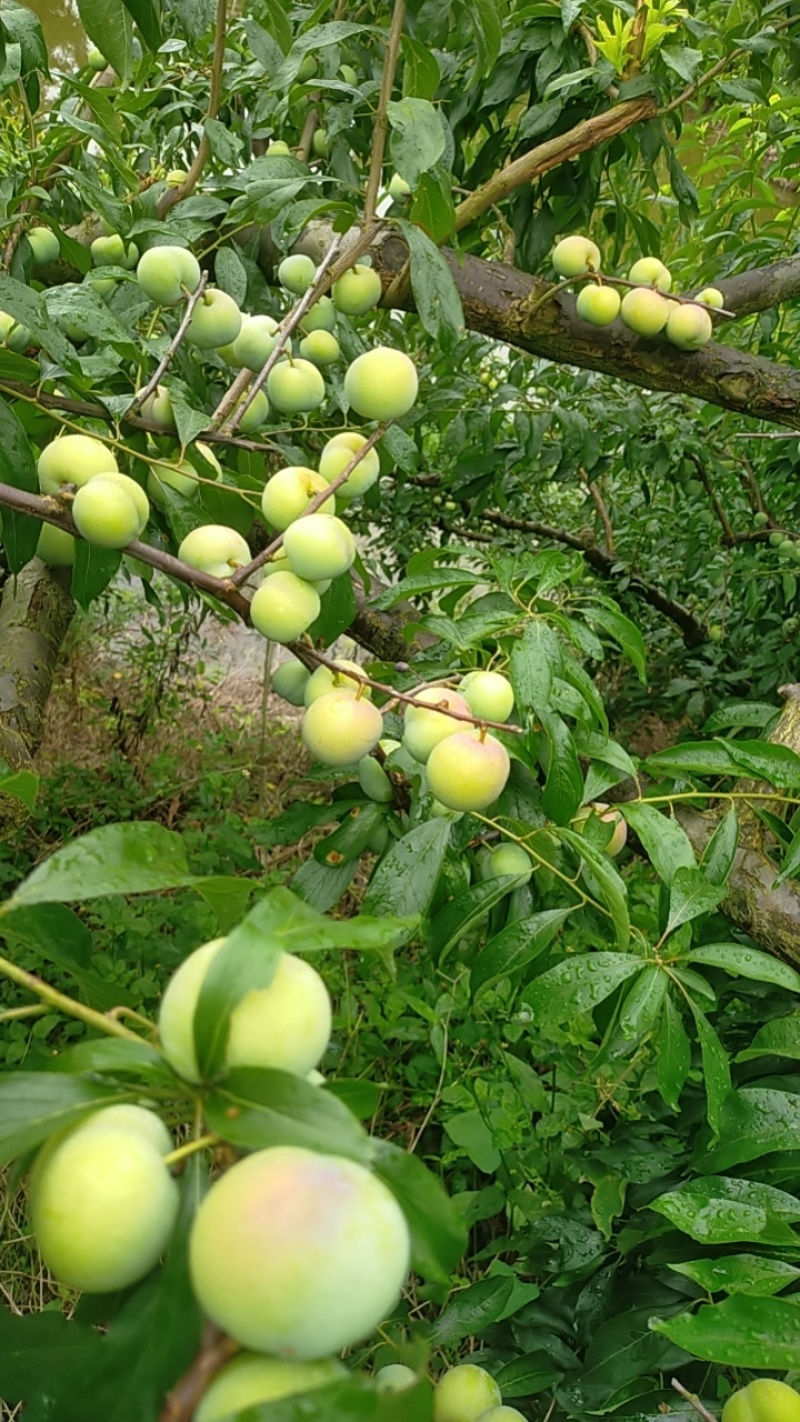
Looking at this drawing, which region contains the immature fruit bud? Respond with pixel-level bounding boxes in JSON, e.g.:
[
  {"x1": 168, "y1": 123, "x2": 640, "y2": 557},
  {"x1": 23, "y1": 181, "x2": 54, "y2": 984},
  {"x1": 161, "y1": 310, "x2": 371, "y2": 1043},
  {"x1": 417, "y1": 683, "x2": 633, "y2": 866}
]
[
  {"x1": 283, "y1": 513, "x2": 356, "y2": 581},
  {"x1": 575, "y1": 801, "x2": 627, "y2": 855},
  {"x1": 195, "y1": 1355, "x2": 346, "y2": 1422},
  {"x1": 426, "y1": 733, "x2": 510, "y2": 812},
  {"x1": 721, "y1": 1379, "x2": 800, "y2": 1422},
  {"x1": 37, "y1": 433, "x2": 118, "y2": 493},
  {"x1": 332, "y1": 264, "x2": 382, "y2": 316},
  {"x1": 476, "y1": 1409, "x2": 527, "y2": 1422},
  {"x1": 302, "y1": 690, "x2": 384, "y2": 766},
  {"x1": 665, "y1": 302, "x2": 713, "y2": 351},
  {"x1": 575, "y1": 284, "x2": 621, "y2": 326},
  {"x1": 628, "y1": 256, "x2": 672, "y2": 291},
  {"x1": 261, "y1": 466, "x2": 335, "y2": 530},
  {"x1": 312, "y1": 127, "x2": 329, "y2": 158},
  {"x1": 551, "y1": 235, "x2": 601, "y2": 278},
  {"x1": 344, "y1": 347, "x2": 418, "y2": 421},
  {"x1": 250, "y1": 572, "x2": 321, "y2": 643},
  {"x1": 753, "y1": 511, "x2": 769, "y2": 528},
  {"x1": 268, "y1": 139, "x2": 292, "y2": 155},
  {"x1": 620, "y1": 287, "x2": 670, "y2": 337},
  {"x1": 136, "y1": 245, "x2": 201, "y2": 305},
  {"x1": 233, "y1": 389, "x2": 270, "y2": 432},
  {"x1": 433, "y1": 1364, "x2": 502, "y2": 1422}
]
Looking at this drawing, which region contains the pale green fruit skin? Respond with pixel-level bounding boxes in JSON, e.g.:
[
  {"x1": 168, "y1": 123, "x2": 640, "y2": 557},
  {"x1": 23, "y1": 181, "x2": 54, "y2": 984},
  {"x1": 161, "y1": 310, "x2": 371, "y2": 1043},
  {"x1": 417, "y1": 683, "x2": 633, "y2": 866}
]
[
  {"x1": 300, "y1": 329, "x2": 340, "y2": 366},
  {"x1": 136, "y1": 245, "x2": 201, "y2": 305},
  {"x1": 178, "y1": 524, "x2": 251, "y2": 578},
  {"x1": 488, "y1": 843, "x2": 531, "y2": 879},
  {"x1": 0, "y1": 310, "x2": 31, "y2": 351},
  {"x1": 300, "y1": 296, "x2": 336, "y2": 333},
  {"x1": 91, "y1": 234, "x2": 137, "y2": 268},
  {"x1": 283, "y1": 513, "x2": 356, "y2": 581},
  {"x1": 388, "y1": 173, "x2": 411, "y2": 200},
  {"x1": 298, "y1": 54, "x2": 318, "y2": 81},
  {"x1": 620, "y1": 287, "x2": 669, "y2": 337},
  {"x1": 344, "y1": 347, "x2": 418, "y2": 421},
  {"x1": 426, "y1": 733, "x2": 510, "y2": 812},
  {"x1": 87, "y1": 46, "x2": 106, "y2": 70},
  {"x1": 575, "y1": 801, "x2": 628, "y2": 855},
  {"x1": 312, "y1": 128, "x2": 329, "y2": 158},
  {"x1": 158, "y1": 939, "x2": 331, "y2": 1083},
  {"x1": 226, "y1": 314, "x2": 280, "y2": 370},
  {"x1": 302, "y1": 691, "x2": 384, "y2": 767},
  {"x1": 304, "y1": 659, "x2": 368, "y2": 704},
  {"x1": 73, "y1": 1103, "x2": 174, "y2": 1155},
  {"x1": 235, "y1": 388, "x2": 270, "y2": 432},
  {"x1": 261, "y1": 466, "x2": 335, "y2": 530},
  {"x1": 575, "y1": 284, "x2": 621, "y2": 326},
  {"x1": 269, "y1": 140, "x2": 292, "y2": 155},
  {"x1": 476, "y1": 1409, "x2": 527, "y2": 1422},
  {"x1": 30, "y1": 1121, "x2": 179, "y2": 1293},
  {"x1": 37, "y1": 523, "x2": 76, "y2": 567},
  {"x1": 629, "y1": 255, "x2": 672, "y2": 291},
  {"x1": 186, "y1": 289, "x2": 242, "y2": 350},
  {"x1": 166, "y1": 168, "x2": 189, "y2": 186},
  {"x1": 359, "y1": 755, "x2": 394, "y2": 803},
  {"x1": 696, "y1": 286, "x2": 724, "y2": 309},
  {"x1": 96, "y1": 472, "x2": 149, "y2": 531},
  {"x1": 460, "y1": 670, "x2": 515, "y2": 722},
  {"x1": 552, "y1": 235, "x2": 601, "y2": 277},
  {"x1": 195, "y1": 1355, "x2": 346, "y2": 1422},
  {"x1": 72, "y1": 477, "x2": 143, "y2": 549},
  {"x1": 37, "y1": 433, "x2": 118, "y2": 493},
  {"x1": 721, "y1": 1379, "x2": 800, "y2": 1422},
  {"x1": 147, "y1": 442, "x2": 221, "y2": 507},
  {"x1": 189, "y1": 1145, "x2": 411, "y2": 1358},
  {"x1": 28, "y1": 228, "x2": 60, "y2": 265},
  {"x1": 319, "y1": 432, "x2": 380, "y2": 500},
  {"x1": 376, "y1": 1363, "x2": 417, "y2": 1392},
  {"x1": 403, "y1": 688, "x2": 471, "y2": 764},
  {"x1": 665, "y1": 302, "x2": 713, "y2": 350},
  {"x1": 332, "y1": 264, "x2": 382, "y2": 316},
  {"x1": 89, "y1": 276, "x2": 116, "y2": 299},
  {"x1": 250, "y1": 571, "x2": 321, "y2": 643},
  {"x1": 272, "y1": 658, "x2": 311, "y2": 706},
  {"x1": 278, "y1": 253, "x2": 316, "y2": 295},
  {"x1": 340, "y1": 63, "x2": 358, "y2": 84},
  {"x1": 267, "y1": 358, "x2": 325, "y2": 413},
  {"x1": 433, "y1": 1365, "x2": 502, "y2": 1422},
  {"x1": 139, "y1": 386, "x2": 175, "y2": 429}
]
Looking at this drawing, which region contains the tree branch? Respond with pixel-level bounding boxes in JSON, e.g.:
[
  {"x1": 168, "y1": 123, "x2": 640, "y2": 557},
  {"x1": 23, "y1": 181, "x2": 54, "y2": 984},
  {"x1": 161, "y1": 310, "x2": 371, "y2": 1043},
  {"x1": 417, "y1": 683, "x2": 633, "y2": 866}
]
[
  {"x1": 157, "y1": 0, "x2": 228, "y2": 219},
  {"x1": 363, "y1": 0, "x2": 406, "y2": 225},
  {"x1": 0, "y1": 559, "x2": 74, "y2": 773}
]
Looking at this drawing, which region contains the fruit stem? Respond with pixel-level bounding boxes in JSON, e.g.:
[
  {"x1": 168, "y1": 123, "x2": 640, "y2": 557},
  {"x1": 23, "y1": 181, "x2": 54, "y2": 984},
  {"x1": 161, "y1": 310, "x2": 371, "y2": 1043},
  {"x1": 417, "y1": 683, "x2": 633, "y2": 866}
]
[
  {"x1": 0, "y1": 953, "x2": 142, "y2": 1040},
  {"x1": 670, "y1": 1378, "x2": 719, "y2": 1422},
  {"x1": 163, "y1": 1133, "x2": 219, "y2": 1168}
]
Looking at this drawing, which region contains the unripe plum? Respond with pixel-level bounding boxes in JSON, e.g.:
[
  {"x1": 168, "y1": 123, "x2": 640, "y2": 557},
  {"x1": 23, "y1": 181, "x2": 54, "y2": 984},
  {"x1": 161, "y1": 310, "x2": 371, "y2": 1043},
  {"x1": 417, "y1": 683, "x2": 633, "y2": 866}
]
[
  {"x1": 223, "y1": 314, "x2": 281, "y2": 370},
  {"x1": 186, "y1": 288, "x2": 242, "y2": 350},
  {"x1": 665, "y1": 302, "x2": 713, "y2": 351},
  {"x1": 283, "y1": 513, "x2": 356, "y2": 581},
  {"x1": 233, "y1": 388, "x2": 270, "y2": 432},
  {"x1": 575, "y1": 284, "x2": 621, "y2": 326},
  {"x1": 27, "y1": 228, "x2": 60, "y2": 265},
  {"x1": 278, "y1": 254, "x2": 316, "y2": 295},
  {"x1": 302, "y1": 691, "x2": 384, "y2": 766},
  {"x1": 319, "y1": 431, "x2": 380, "y2": 500},
  {"x1": 89, "y1": 275, "x2": 116, "y2": 300},
  {"x1": 136, "y1": 245, "x2": 201, "y2": 305},
  {"x1": 272, "y1": 657, "x2": 311, "y2": 705},
  {"x1": 188, "y1": 1145, "x2": 411, "y2": 1357},
  {"x1": 620, "y1": 287, "x2": 669, "y2": 337},
  {"x1": 87, "y1": 46, "x2": 106, "y2": 70},
  {"x1": 298, "y1": 54, "x2": 318, "y2": 81},
  {"x1": 426, "y1": 732, "x2": 510, "y2": 812},
  {"x1": 30, "y1": 1117, "x2": 179, "y2": 1292},
  {"x1": 628, "y1": 256, "x2": 672, "y2": 291},
  {"x1": 388, "y1": 173, "x2": 412, "y2": 200},
  {"x1": 299, "y1": 329, "x2": 340, "y2": 365},
  {"x1": 146, "y1": 442, "x2": 221, "y2": 506},
  {"x1": 722, "y1": 1379, "x2": 800, "y2": 1422},
  {"x1": 375, "y1": 1363, "x2": 417, "y2": 1391},
  {"x1": 304, "y1": 659, "x2": 369, "y2": 704},
  {"x1": 403, "y1": 688, "x2": 472, "y2": 764},
  {"x1": 344, "y1": 347, "x2": 418, "y2": 421},
  {"x1": 178, "y1": 524, "x2": 251, "y2": 578},
  {"x1": 433, "y1": 1364, "x2": 502, "y2": 1422},
  {"x1": 250, "y1": 571, "x2": 320, "y2": 643},
  {"x1": 267, "y1": 357, "x2": 325, "y2": 413},
  {"x1": 90, "y1": 234, "x2": 138, "y2": 269},
  {"x1": 165, "y1": 168, "x2": 189, "y2": 186},
  {"x1": 300, "y1": 296, "x2": 336, "y2": 333},
  {"x1": 37, "y1": 523, "x2": 76, "y2": 567},
  {"x1": 268, "y1": 140, "x2": 292, "y2": 155},
  {"x1": 72, "y1": 475, "x2": 146, "y2": 549},
  {"x1": 158, "y1": 939, "x2": 331, "y2": 1082},
  {"x1": 552, "y1": 235, "x2": 601, "y2": 278},
  {"x1": 696, "y1": 286, "x2": 724, "y2": 309},
  {"x1": 97, "y1": 472, "x2": 149, "y2": 529},
  {"x1": 261, "y1": 466, "x2": 335, "y2": 529},
  {"x1": 37, "y1": 433, "x2": 118, "y2": 493},
  {"x1": 460, "y1": 670, "x2": 514, "y2": 722},
  {"x1": 139, "y1": 385, "x2": 175, "y2": 429},
  {"x1": 0, "y1": 310, "x2": 31, "y2": 352},
  {"x1": 312, "y1": 128, "x2": 329, "y2": 158},
  {"x1": 358, "y1": 755, "x2": 394, "y2": 803},
  {"x1": 195, "y1": 1354, "x2": 346, "y2": 1422},
  {"x1": 488, "y1": 843, "x2": 531, "y2": 879},
  {"x1": 332, "y1": 264, "x2": 382, "y2": 316},
  {"x1": 340, "y1": 63, "x2": 358, "y2": 85}
]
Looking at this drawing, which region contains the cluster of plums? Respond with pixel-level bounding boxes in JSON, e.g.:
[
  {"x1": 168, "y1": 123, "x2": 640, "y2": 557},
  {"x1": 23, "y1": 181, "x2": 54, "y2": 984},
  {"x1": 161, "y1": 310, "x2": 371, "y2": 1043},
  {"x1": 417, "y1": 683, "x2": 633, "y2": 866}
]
[{"x1": 552, "y1": 235, "x2": 725, "y2": 351}]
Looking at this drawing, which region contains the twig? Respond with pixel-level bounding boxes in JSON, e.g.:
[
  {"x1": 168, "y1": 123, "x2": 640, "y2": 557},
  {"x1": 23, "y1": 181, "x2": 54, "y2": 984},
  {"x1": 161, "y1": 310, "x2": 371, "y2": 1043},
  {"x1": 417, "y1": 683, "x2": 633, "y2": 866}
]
[
  {"x1": 128, "y1": 272, "x2": 209, "y2": 416},
  {"x1": 158, "y1": 0, "x2": 229, "y2": 218},
  {"x1": 363, "y1": 0, "x2": 407, "y2": 225},
  {"x1": 691, "y1": 457, "x2": 736, "y2": 544},
  {"x1": 670, "y1": 1378, "x2": 719, "y2": 1422},
  {"x1": 659, "y1": 15, "x2": 799, "y2": 115},
  {"x1": 582, "y1": 470, "x2": 616, "y2": 554},
  {"x1": 0, "y1": 952, "x2": 141, "y2": 1041},
  {"x1": 158, "y1": 1327, "x2": 239, "y2": 1422}
]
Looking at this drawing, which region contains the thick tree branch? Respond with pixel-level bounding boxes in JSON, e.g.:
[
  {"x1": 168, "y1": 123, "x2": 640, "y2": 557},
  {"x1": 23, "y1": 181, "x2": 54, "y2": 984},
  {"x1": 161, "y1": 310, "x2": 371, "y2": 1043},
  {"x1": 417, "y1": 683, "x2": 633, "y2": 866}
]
[{"x1": 0, "y1": 560, "x2": 74, "y2": 774}]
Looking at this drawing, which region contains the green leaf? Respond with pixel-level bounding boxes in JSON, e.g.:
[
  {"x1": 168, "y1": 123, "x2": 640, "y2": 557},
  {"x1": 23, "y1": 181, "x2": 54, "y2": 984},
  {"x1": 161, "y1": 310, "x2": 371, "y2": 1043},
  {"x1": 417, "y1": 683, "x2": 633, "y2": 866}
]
[
  {"x1": 538, "y1": 708, "x2": 584, "y2": 824},
  {"x1": 776, "y1": 821, "x2": 800, "y2": 885},
  {"x1": 76, "y1": 0, "x2": 133, "y2": 81},
  {"x1": 0, "y1": 902, "x2": 134, "y2": 1011},
  {"x1": 401, "y1": 35, "x2": 441, "y2": 100},
  {"x1": 398, "y1": 220, "x2": 464, "y2": 347},
  {"x1": 493, "y1": 1352, "x2": 561, "y2": 1397},
  {"x1": 558, "y1": 827, "x2": 630, "y2": 948},
  {"x1": 409, "y1": 167, "x2": 456, "y2": 243},
  {"x1": 312, "y1": 804, "x2": 386, "y2": 865},
  {"x1": 618, "y1": 965, "x2": 668, "y2": 1040},
  {"x1": 0, "y1": 275, "x2": 74, "y2": 367},
  {"x1": 702, "y1": 807, "x2": 739, "y2": 885},
  {"x1": 668, "y1": 1255, "x2": 800, "y2": 1297},
  {"x1": 650, "y1": 1175, "x2": 800, "y2": 1245},
  {"x1": 192, "y1": 910, "x2": 283, "y2": 1080},
  {"x1": 522, "y1": 952, "x2": 642, "y2": 1028},
  {"x1": 657, "y1": 994, "x2": 691, "y2": 1111},
  {"x1": 585, "y1": 604, "x2": 646, "y2": 680},
  {"x1": 206, "y1": 1068, "x2": 371, "y2": 1161},
  {"x1": 229, "y1": 1378, "x2": 433, "y2": 1422},
  {"x1": 292, "y1": 855, "x2": 357, "y2": 913},
  {"x1": 620, "y1": 802, "x2": 695, "y2": 884},
  {"x1": 644, "y1": 741, "x2": 738, "y2": 779},
  {"x1": 704, "y1": 701, "x2": 778, "y2": 733},
  {"x1": 666, "y1": 867, "x2": 726, "y2": 934},
  {"x1": 724, "y1": 738, "x2": 800, "y2": 789},
  {"x1": 470, "y1": 908, "x2": 571, "y2": 998},
  {"x1": 120, "y1": 0, "x2": 162, "y2": 49},
  {"x1": 425, "y1": 875, "x2": 528, "y2": 964},
  {"x1": 650, "y1": 1295, "x2": 800, "y2": 1369},
  {"x1": 686, "y1": 943, "x2": 800, "y2": 993},
  {"x1": 71, "y1": 541, "x2": 122, "y2": 610},
  {"x1": 387, "y1": 98, "x2": 446, "y2": 187},
  {"x1": 0, "y1": 395, "x2": 39, "y2": 571},
  {"x1": 361, "y1": 818, "x2": 451, "y2": 920},
  {"x1": 429, "y1": 1276, "x2": 515, "y2": 1344},
  {"x1": 7, "y1": 822, "x2": 192, "y2": 907},
  {"x1": 737, "y1": 1013, "x2": 800, "y2": 1062},
  {"x1": 214, "y1": 245, "x2": 248, "y2": 306},
  {"x1": 308, "y1": 572, "x2": 358, "y2": 646},
  {"x1": 444, "y1": 1108, "x2": 500, "y2": 1172},
  {"x1": 0, "y1": 1073, "x2": 126, "y2": 1165},
  {"x1": 510, "y1": 619, "x2": 561, "y2": 715},
  {"x1": 694, "y1": 1088, "x2": 800, "y2": 1172},
  {"x1": 0, "y1": 768, "x2": 38, "y2": 812},
  {"x1": 687, "y1": 997, "x2": 731, "y2": 1136},
  {"x1": 371, "y1": 1137, "x2": 467, "y2": 1283}
]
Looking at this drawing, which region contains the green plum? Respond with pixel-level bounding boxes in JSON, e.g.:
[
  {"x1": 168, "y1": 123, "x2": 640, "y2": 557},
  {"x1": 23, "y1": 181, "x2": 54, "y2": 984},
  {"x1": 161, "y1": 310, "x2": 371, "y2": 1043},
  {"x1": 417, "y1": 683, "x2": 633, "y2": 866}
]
[
  {"x1": 302, "y1": 691, "x2": 384, "y2": 766},
  {"x1": 249, "y1": 571, "x2": 321, "y2": 643},
  {"x1": 344, "y1": 347, "x2": 418, "y2": 420},
  {"x1": 426, "y1": 733, "x2": 510, "y2": 812}
]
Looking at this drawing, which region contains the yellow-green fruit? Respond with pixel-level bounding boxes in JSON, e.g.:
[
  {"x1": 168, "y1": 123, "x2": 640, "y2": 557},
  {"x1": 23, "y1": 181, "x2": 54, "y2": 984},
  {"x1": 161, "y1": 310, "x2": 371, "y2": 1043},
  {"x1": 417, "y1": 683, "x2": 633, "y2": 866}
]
[
  {"x1": 269, "y1": 140, "x2": 292, "y2": 156},
  {"x1": 283, "y1": 513, "x2": 355, "y2": 581},
  {"x1": 278, "y1": 254, "x2": 316, "y2": 295},
  {"x1": 36, "y1": 523, "x2": 76, "y2": 567},
  {"x1": 29, "y1": 1117, "x2": 179, "y2": 1292},
  {"x1": 195, "y1": 1355, "x2": 346, "y2": 1422},
  {"x1": 266, "y1": 358, "x2": 325, "y2": 413},
  {"x1": 721, "y1": 1379, "x2": 800, "y2": 1422},
  {"x1": 358, "y1": 755, "x2": 394, "y2": 803},
  {"x1": 302, "y1": 691, "x2": 384, "y2": 767},
  {"x1": 189, "y1": 1145, "x2": 410, "y2": 1357},
  {"x1": 575, "y1": 284, "x2": 621, "y2": 326},
  {"x1": 87, "y1": 46, "x2": 106, "y2": 70},
  {"x1": 312, "y1": 128, "x2": 329, "y2": 158},
  {"x1": 376, "y1": 1363, "x2": 417, "y2": 1392},
  {"x1": 91, "y1": 234, "x2": 137, "y2": 268},
  {"x1": 95, "y1": 472, "x2": 149, "y2": 530},
  {"x1": 186, "y1": 288, "x2": 242, "y2": 350},
  {"x1": 297, "y1": 53, "x2": 318, "y2": 81},
  {"x1": 27, "y1": 228, "x2": 60, "y2": 265},
  {"x1": 37, "y1": 433, "x2": 118, "y2": 493},
  {"x1": 488, "y1": 843, "x2": 531, "y2": 879},
  {"x1": 178, "y1": 524, "x2": 251, "y2": 578},
  {"x1": 460, "y1": 670, "x2": 514, "y2": 722},
  {"x1": 426, "y1": 732, "x2": 510, "y2": 812},
  {"x1": 300, "y1": 296, "x2": 336, "y2": 333},
  {"x1": 332, "y1": 264, "x2": 382, "y2": 316},
  {"x1": 0, "y1": 310, "x2": 31, "y2": 352},
  {"x1": 261, "y1": 466, "x2": 335, "y2": 530},
  {"x1": 403, "y1": 688, "x2": 471, "y2": 764},
  {"x1": 272, "y1": 658, "x2": 311, "y2": 706},
  {"x1": 146, "y1": 442, "x2": 221, "y2": 506},
  {"x1": 665, "y1": 302, "x2": 713, "y2": 351},
  {"x1": 139, "y1": 385, "x2": 175, "y2": 429},
  {"x1": 696, "y1": 286, "x2": 724, "y2": 309},
  {"x1": 620, "y1": 287, "x2": 669, "y2": 337},
  {"x1": 477, "y1": 1409, "x2": 527, "y2": 1422},
  {"x1": 224, "y1": 314, "x2": 281, "y2": 370},
  {"x1": 433, "y1": 1365, "x2": 502, "y2": 1422},
  {"x1": 319, "y1": 432, "x2": 380, "y2": 500},
  {"x1": 234, "y1": 388, "x2": 270, "y2": 433},
  {"x1": 89, "y1": 276, "x2": 116, "y2": 300},
  {"x1": 158, "y1": 939, "x2": 331, "y2": 1082},
  {"x1": 344, "y1": 347, "x2": 418, "y2": 421},
  {"x1": 136, "y1": 245, "x2": 201, "y2": 305},
  {"x1": 165, "y1": 168, "x2": 189, "y2": 186},
  {"x1": 340, "y1": 63, "x2": 358, "y2": 85},
  {"x1": 304, "y1": 659, "x2": 368, "y2": 704},
  {"x1": 629, "y1": 255, "x2": 672, "y2": 292},
  {"x1": 552, "y1": 235, "x2": 601, "y2": 278},
  {"x1": 388, "y1": 173, "x2": 411, "y2": 200},
  {"x1": 299, "y1": 329, "x2": 340, "y2": 366},
  {"x1": 72, "y1": 477, "x2": 144, "y2": 549},
  {"x1": 249, "y1": 571, "x2": 321, "y2": 643}
]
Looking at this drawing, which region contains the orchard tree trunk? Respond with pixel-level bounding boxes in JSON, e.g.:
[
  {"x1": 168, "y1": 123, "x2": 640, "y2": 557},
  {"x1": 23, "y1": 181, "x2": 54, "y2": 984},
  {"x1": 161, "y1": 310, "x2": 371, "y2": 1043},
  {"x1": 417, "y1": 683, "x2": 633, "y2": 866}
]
[{"x1": 0, "y1": 560, "x2": 74, "y2": 776}]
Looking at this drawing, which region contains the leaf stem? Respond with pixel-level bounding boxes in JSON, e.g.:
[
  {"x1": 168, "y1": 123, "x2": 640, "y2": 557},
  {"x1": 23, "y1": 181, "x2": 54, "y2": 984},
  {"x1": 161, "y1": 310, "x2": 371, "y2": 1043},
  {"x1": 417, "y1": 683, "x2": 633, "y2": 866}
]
[{"x1": 163, "y1": 1134, "x2": 218, "y2": 1168}]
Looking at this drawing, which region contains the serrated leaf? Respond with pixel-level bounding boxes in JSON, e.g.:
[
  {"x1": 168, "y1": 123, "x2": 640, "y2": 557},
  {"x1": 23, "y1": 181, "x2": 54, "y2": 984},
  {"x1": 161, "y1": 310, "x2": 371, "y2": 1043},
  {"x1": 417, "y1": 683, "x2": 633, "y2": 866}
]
[
  {"x1": 214, "y1": 245, "x2": 248, "y2": 306},
  {"x1": 429, "y1": 1276, "x2": 514, "y2": 1344},
  {"x1": 0, "y1": 395, "x2": 39, "y2": 570},
  {"x1": 72, "y1": 541, "x2": 122, "y2": 610},
  {"x1": 618, "y1": 965, "x2": 668, "y2": 1039},
  {"x1": 737, "y1": 1013, "x2": 800, "y2": 1062},
  {"x1": 687, "y1": 997, "x2": 731, "y2": 1135},
  {"x1": 666, "y1": 867, "x2": 726, "y2": 934}
]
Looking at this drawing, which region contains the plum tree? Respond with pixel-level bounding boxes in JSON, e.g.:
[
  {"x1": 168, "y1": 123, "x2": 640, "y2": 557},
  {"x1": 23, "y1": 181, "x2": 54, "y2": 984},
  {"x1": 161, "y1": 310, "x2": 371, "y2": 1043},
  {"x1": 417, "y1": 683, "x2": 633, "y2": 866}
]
[
  {"x1": 487, "y1": 843, "x2": 531, "y2": 879},
  {"x1": 460, "y1": 670, "x2": 515, "y2": 722},
  {"x1": 358, "y1": 755, "x2": 394, "y2": 803},
  {"x1": 299, "y1": 329, "x2": 340, "y2": 365},
  {"x1": 403, "y1": 688, "x2": 472, "y2": 763},
  {"x1": 71, "y1": 474, "x2": 149, "y2": 549},
  {"x1": 37, "y1": 434, "x2": 118, "y2": 493},
  {"x1": 283, "y1": 513, "x2": 356, "y2": 580},
  {"x1": 332, "y1": 264, "x2": 383, "y2": 316},
  {"x1": 36, "y1": 523, "x2": 75, "y2": 567},
  {"x1": 426, "y1": 733, "x2": 511, "y2": 812},
  {"x1": 575, "y1": 284, "x2": 621, "y2": 326},
  {"x1": 300, "y1": 296, "x2": 337, "y2": 333},
  {"x1": 177, "y1": 525, "x2": 251, "y2": 578},
  {"x1": 27, "y1": 227, "x2": 60, "y2": 265},
  {"x1": 302, "y1": 690, "x2": 384, "y2": 766},
  {"x1": 620, "y1": 287, "x2": 670, "y2": 337},
  {"x1": 628, "y1": 256, "x2": 672, "y2": 291},
  {"x1": 186, "y1": 289, "x2": 242, "y2": 350},
  {"x1": 665, "y1": 302, "x2": 713, "y2": 350},
  {"x1": 278, "y1": 253, "x2": 317, "y2": 295},
  {"x1": 552, "y1": 235, "x2": 601, "y2": 277},
  {"x1": 0, "y1": 311, "x2": 31, "y2": 352},
  {"x1": 136, "y1": 245, "x2": 201, "y2": 305},
  {"x1": 433, "y1": 1364, "x2": 502, "y2": 1422},
  {"x1": 139, "y1": 385, "x2": 175, "y2": 429},
  {"x1": 375, "y1": 1363, "x2": 417, "y2": 1391},
  {"x1": 721, "y1": 1379, "x2": 800, "y2": 1422},
  {"x1": 250, "y1": 571, "x2": 321, "y2": 643},
  {"x1": 272, "y1": 657, "x2": 311, "y2": 705},
  {"x1": 29, "y1": 1113, "x2": 179, "y2": 1292},
  {"x1": 195, "y1": 1355, "x2": 346, "y2": 1422},
  {"x1": 266, "y1": 357, "x2": 326, "y2": 413},
  {"x1": 318, "y1": 431, "x2": 381, "y2": 500},
  {"x1": 304, "y1": 659, "x2": 369, "y2": 703},
  {"x1": 222, "y1": 313, "x2": 281, "y2": 370},
  {"x1": 344, "y1": 347, "x2": 418, "y2": 421},
  {"x1": 188, "y1": 1145, "x2": 411, "y2": 1357},
  {"x1": 261, "y1": 466, "x2": 335, "y2": 529},
  {"x1": 158, "y1": 939, "x2": 331, "y2": 1081}
]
